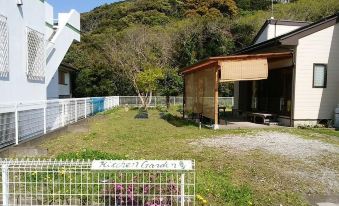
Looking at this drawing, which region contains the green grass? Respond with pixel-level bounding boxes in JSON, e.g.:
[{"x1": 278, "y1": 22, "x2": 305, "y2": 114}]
[{"x1": 36, "y1": 107, "x2": 339, "y2": 205}]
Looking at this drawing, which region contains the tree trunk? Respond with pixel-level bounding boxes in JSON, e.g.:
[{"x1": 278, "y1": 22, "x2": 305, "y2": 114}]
[
  {"x1": 147, "y1": 92, "x2": 153, "y2": 109},
  {"x1": 137, "y1": 92, "x2": 145, "y2": 109},
  {"x1": 137, "y1": 92, "x2": 153, "y2": 110}
]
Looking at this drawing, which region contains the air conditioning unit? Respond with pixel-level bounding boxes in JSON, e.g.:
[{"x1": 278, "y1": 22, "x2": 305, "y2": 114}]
[{"x1": 17, "y1": 0, "x2": 23, "y2": 5}]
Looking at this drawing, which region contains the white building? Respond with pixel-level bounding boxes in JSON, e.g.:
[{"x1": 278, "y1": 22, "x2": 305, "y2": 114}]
[{"x1": 0, "y1": 0, "x2": 80, "y2": 103}]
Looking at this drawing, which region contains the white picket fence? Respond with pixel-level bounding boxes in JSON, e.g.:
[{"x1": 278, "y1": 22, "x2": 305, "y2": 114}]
[{"x1": 0, "y1": 96, "x2": 234, "y2": 150}]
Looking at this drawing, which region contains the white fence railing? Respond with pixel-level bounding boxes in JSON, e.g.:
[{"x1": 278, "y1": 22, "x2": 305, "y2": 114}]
[
  {"x1": 119, "y1": 96, "x2": 234, "y2": 108},
  {"x1": 0, "y1": 159, "x2": 195, "y2": 206},
  {"x1": 0, "y1": 96, "x2": 233, "y2": 150},
  {"x1": 0, "y1": 97, "x2": 119, "y2": 149}
]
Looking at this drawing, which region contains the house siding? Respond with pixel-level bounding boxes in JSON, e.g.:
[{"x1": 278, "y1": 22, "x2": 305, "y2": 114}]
[
  {"x1": 293, "y1": 24, "x2": 339, "y2": 125},
  {"x1": 255, "y1": 24, "x2": 301, "y2": 44}
]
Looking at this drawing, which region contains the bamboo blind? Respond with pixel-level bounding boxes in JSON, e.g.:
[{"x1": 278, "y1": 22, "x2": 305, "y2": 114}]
[
  {"x1": 184, "y1": 68, "x2": 215, "y2": 120},
  {"x1": 220, "y1": 58, "x2": 268, "y2": 82}
]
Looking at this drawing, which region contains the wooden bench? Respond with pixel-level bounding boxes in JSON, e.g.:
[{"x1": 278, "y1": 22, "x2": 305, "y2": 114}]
[
  {"x1": 218, "y1": 106, "x2": 227, "y2": 114},
  {"x1": 247, "y1": 112, "x2": 277, "y2": 125}
]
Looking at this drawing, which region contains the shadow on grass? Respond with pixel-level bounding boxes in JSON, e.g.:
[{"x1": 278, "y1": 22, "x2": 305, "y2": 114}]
[
  {"x1": 160, "y1": 113, "x2": 199, "y2": 127},
  {"x1": 135, "y1": 109, "x2": 149, "y2": 119}
]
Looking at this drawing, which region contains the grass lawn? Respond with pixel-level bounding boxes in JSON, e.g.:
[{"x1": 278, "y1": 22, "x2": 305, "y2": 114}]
[{"x1": 33, "y1": 107, "x2": 339, "y2": 206}]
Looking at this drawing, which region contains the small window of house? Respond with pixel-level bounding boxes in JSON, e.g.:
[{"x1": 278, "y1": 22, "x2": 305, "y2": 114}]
[
  {"x1": 26, "y1": 27, "x2": 45, "y2": 80},
  {"x1": 58, "y1": 70, "x2": 67, "y2": 85},
  {"x1": 0, "y1": 15, "x2": 9, "y2": 78},
  {"x1": 313, "y1": 64, "x2": 327, "y2": 88}
]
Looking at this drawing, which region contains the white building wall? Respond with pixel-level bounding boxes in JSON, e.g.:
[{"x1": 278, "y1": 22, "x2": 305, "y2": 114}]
[
  {"x1": 58, "y1": 72, "x2": 71, "y2": 97},
  {"x1": 293, "y1": 24, "x2": 339, "y2": 125},
  {"x1": 255, "y1": 24, "x2": 301, "y2": 44},
  {"x1": 0, "y1": 0, "x2": 80, "y2": 103},
  {"x1": 45, "y1": 3, "x2": 54, "y2": 38},
  {"x1": 47, "y1": 71, "x2": 59, "y2": 99},
  {"x1": 0, "y1": 0, "x2": 47, "y2": 103},
  {"x1": 255, "y1": 26, "x2": 269, "y2": 44},
  {"x1": 46, "y1": 10, "x2": 80, "y2": 99}
]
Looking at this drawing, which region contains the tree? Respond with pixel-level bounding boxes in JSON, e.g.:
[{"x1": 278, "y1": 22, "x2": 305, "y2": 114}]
[
  {"x1": 173, "y1": 17, "x2": 234, "y2": 68},
  {"x1": 73, "y1": 64, "x2": 135, "y2": 97},
  {"x1": 235, "y1": 0, "x2": 271, "y2": 11},
  {"x1": 158, "y1": 68, "x2": 183, "y2": 109},
  {"x1": 136, "y1": 66, "x2": 164, "y2": 108},
  {"x1": 231, "y1": 22, "x2": 255, "y2": 49},
  {"x1": 219, "y1": 82, "x2": 234, "y2": 97},
  {"x1": 102, "y1": 26, "x2": 173, "y2": 109}
]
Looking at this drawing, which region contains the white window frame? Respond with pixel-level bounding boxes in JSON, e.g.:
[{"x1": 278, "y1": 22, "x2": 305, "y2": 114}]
[{"x1": 313, "y1": 63, "x2": 327, "y2": 88}]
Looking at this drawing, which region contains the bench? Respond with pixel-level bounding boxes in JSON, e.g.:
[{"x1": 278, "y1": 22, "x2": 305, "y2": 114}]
[
  {"x1": 247, "y1": 112, "x2": 277, "y2": 125},
  {"x1": 218, "y1": 106, "x2": 227, "y2": 114}
]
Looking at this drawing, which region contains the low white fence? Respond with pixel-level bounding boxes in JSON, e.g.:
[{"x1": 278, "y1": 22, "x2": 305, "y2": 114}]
[
  {"x1": 119, "y1": 96, "x2": 234, "y2": 108},
  {"x1": 0, "y1": 96, "x2": 233, "y2": 150},
  {"x1": 0, "y1": 97, "x2": 119, "y2": 150},
  {"x1": 0, "y1": 159, "x2": 195, "y2": 206}
]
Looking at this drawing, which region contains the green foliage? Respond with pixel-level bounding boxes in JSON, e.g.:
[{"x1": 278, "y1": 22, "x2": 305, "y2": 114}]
[
  {"x1": 173, "y1": 17, "x2": 235, "y2": 67},
  {"x1": 121, "y1": 10, "x2": 171, "y2": 26},
  {"x1": 65, "y1": 0, "x2": 339, "y2": 97},
  {"x1": 235, "y1": 0, "x2": 271, "y2": 11},
  {"x1": 230, "y1": 22, "x2": 256, "y2": 49},
  {"x1": 158, "y1": 68, "x2": 183, "y2": 97},
  {"x1": 74, "y1": 66, "x2": 135, "y2": 97},
  {"x1": 56, "y1": 149, "x2": 124, "y2": 160},
  {"x1": 219, "y1": 82, "x2": 234, "y2": 97},
  {"x1": 136, "y1": 66, "x2": 164, "y2": 93}
]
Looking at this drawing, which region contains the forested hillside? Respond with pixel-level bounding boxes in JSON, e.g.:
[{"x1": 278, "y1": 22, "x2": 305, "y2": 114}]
[{"x1": 65, "y1": 0, "x2": 339, "y2": 98}]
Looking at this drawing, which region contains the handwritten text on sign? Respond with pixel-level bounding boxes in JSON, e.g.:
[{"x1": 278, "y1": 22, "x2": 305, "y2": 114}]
[{"x1": 91, "y1": 160, "x2": 193, "y2": 171}]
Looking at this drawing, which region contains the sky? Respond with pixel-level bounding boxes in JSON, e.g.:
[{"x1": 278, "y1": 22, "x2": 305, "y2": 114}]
[{"x1": 47, "y1": 0, "x2": 122, "y2": 16}]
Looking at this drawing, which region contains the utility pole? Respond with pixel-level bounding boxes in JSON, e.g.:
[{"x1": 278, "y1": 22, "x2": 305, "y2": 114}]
[{"x1": 271, "y1": 0, "x2": 274, "y2": 19}]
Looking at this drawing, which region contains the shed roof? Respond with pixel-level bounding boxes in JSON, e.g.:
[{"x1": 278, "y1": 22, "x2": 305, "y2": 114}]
[
  {"x1": 59, "y1": 62, "x2": 78, "y2": 72},
  {"x1": 179, "y1": 52, "x2": 293, "y2": 75}
]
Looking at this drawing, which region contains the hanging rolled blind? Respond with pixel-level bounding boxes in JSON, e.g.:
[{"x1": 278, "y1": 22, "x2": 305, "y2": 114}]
[{"x1": 220, "y1": 58, "x2": 268, "y2": 82}]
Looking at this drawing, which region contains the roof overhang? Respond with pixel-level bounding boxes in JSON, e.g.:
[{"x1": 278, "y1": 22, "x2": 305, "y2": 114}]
[
  {"x1": 59, "y1": 62, "x2": 78, "y2": 72},
  {"x1": 252, "y1": 19, "x2": 311, "y2": 44},
  {"x1": 237, "y1": 13, "x2": 339, "y2": 54},
  {"x1": 179, "y1": 52, "x2": 293, "y2": 75}
]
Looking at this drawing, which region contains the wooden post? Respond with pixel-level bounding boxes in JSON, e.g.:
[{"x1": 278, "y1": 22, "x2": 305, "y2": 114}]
[
  {"x1": 182, "y1": 75, "x2": 186, "y2": 119},
  {"x1": 214, "y1": 66, "x2": 219, "y2": 129}
]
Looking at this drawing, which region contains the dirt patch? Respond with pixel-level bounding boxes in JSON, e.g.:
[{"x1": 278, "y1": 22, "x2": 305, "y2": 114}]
[
  {"x1": 67, "y1": 121, "x2": 90, "y2": 133},
  {"x1": 193, "y1": 132, "x2": 339, "y2": 160}
]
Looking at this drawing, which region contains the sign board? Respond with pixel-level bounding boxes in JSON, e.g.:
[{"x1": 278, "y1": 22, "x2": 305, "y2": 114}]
[{"x1": 91, "y1": 160, "x2": 194, "y2": 171}]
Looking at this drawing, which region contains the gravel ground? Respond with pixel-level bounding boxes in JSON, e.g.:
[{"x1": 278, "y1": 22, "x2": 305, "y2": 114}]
[
  {"x1": 192, "y1": 131, "x2": 339, "y2": 194},
  {"x1": 193, "y1": 131, "x2": 339, "y2": 160}
]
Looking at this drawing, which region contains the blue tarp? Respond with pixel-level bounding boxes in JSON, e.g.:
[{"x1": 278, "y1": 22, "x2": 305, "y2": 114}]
[{"x1": 91, "y1": 97, "x2": 105, "y2": 114}]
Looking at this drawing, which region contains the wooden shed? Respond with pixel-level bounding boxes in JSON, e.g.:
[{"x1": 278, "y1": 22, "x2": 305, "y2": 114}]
[{"x1": 179, "y1": 52, "x2": 293, "y2": 129}]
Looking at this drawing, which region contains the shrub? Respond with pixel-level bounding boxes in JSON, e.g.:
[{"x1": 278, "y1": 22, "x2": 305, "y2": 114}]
[{"x1": 56, "y1": 149, "x2": 124, "y2": 160}]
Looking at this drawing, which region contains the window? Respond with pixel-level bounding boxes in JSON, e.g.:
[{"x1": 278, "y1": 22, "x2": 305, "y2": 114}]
[
  {"x1": 27, "y1": 27, "x2": 45, "y2": 80},
  {"x1": 0, "y1": 15, "x2": 9, "y2": 77},
  {"x1": 313, "y1": 64, "x2": 327, "y2": 88},
  {"x1": 58, "y1": 70, "x2": 67, "y2": 85}
]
